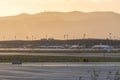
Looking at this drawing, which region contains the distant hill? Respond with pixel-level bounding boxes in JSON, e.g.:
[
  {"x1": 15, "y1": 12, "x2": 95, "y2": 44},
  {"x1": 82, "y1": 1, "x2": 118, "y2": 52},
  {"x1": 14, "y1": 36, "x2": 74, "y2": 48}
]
[
  {"x1": 0, "y1": 11, "x2": 120, "y2": 39},
  {"x1": 0, "y1": 39, "x2": 120, "y2": 48}
]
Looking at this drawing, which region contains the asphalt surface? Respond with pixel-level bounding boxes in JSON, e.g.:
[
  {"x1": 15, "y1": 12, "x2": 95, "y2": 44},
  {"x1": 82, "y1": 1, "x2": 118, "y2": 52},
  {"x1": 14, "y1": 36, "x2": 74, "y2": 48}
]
[
  {"x1": 0, "y1": 62, "x2": 120, "y2": 80},
  {"x1": 0, "y1": 52, "x2": 120, "y2": 57}
]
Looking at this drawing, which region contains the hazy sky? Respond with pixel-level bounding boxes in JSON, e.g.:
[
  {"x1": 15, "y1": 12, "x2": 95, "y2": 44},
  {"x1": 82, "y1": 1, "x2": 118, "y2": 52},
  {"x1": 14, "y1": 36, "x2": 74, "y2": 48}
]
[
  {"x1": 0, "y1": 0, "x2": 120, "y2": 16},
  {"x1": 0, "y1": 0, "x2": 119, "y2": 40}
]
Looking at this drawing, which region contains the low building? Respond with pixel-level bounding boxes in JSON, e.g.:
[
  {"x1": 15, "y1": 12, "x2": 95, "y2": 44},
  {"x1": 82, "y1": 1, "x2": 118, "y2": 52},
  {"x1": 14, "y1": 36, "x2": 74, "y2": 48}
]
[
  {"x1": 70, "y1": 45, "x2": 85, "y2": 49},
  {"x1": 92, "y1": 45, "x2": 113, "y2": 49},
  {"x1": 38, "y1": 46, "x2": 64, "y2": 49},
  {"x1": 47, "y1": 46, "x2": 64, "y2": 49}
]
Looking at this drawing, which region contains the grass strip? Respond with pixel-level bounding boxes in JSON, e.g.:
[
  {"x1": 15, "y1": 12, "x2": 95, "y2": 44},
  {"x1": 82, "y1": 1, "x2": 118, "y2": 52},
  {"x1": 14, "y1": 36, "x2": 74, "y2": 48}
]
[
  {"x1": 0, "y1": 55, "x2": 119, "y2": 62},
  {"x1": 0, "y1": 49, "x2": 120, "y2": 53}
]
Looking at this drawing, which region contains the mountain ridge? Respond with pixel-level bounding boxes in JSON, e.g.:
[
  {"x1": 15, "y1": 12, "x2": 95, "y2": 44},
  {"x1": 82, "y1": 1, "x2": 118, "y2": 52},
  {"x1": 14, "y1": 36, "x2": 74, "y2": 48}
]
[{"x1": 0, "y1": 11, "x2": 119, "y2": 39}]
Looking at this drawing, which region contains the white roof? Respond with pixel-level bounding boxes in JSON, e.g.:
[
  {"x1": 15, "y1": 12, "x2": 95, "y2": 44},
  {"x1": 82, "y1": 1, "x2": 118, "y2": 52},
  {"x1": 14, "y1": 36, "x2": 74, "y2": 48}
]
[{"x1": 92, "y1": 45, "x2": 111, "y2": 48}]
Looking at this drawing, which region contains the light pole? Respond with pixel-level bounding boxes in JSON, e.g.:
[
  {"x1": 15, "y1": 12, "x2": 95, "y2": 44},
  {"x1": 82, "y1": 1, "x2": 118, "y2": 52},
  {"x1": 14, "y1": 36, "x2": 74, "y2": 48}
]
[
  {"x1": 14, "y1": 36, "x2": 16, "y2": 40},
  {"x1": 109, "y1": 33, "x2": 112, "y2": 40},
  {"x1": 26, "y1": 36, "x2": 29, "y2": 40},
  {"x1": 109, "y1": 33, "x2": 112, "y2": 46},
  {"x1": 32, "y1": 35, "x2": 34, "y2": 40},
  {"x1": 83, "y1": 33, "x2": 86, "y2": 39},
  {"x1": 3, "y1": 36, "x2": 5, "y2": 40},
  {"x1": 46, "y1": 35, "x2": 48, "y2": 39}
]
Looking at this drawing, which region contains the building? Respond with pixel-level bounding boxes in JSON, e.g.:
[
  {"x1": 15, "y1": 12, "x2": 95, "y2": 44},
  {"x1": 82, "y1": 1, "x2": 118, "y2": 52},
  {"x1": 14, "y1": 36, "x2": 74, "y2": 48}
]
[{"x1": 92, "y1": 45, "x2": 113, "y2": 49}]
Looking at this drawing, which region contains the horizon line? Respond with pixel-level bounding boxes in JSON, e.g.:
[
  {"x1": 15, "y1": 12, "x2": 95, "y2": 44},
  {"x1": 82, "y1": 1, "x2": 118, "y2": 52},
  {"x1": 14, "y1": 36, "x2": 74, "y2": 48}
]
[{"x1": 0, "y1": 10, "x2": 119, "y2": 17}]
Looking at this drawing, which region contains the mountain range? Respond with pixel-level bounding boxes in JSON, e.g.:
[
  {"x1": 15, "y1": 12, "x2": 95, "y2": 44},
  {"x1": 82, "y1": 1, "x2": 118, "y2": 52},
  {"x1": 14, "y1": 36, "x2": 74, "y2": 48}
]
[{"x1": 0, "y1": 11, "x2": 119, "y2": 40}]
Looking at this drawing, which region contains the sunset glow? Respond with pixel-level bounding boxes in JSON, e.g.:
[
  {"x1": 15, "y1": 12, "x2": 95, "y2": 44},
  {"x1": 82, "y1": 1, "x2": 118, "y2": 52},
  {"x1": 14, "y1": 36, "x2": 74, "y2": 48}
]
[{"x1": 0, "y1": 0, "x2": 119, "y2": 16}]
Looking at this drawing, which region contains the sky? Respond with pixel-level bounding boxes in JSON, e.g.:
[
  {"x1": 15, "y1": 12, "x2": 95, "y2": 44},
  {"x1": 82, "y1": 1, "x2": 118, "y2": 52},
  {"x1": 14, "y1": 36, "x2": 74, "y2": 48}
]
[
  {"x1": 0, "y1": 0, "x2": 119, "y2": 40},
  {"x1": 0, "y1": 0, "x2": 120, "y2": 16}
]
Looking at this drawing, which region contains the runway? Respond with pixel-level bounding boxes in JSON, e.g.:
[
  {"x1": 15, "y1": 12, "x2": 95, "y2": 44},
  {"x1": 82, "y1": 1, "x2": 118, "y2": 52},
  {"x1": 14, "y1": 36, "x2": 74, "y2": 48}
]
[
  {"x1": 0, "y1": 52, "x2": 120, "y2": 57},
  {"x1": 0, "y1": 62, "x2": 120, "y2": 80}
]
